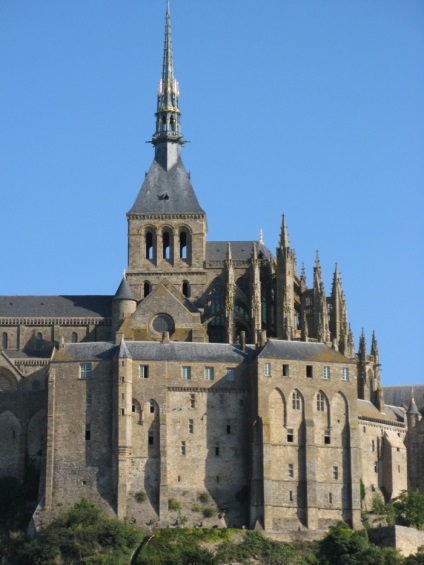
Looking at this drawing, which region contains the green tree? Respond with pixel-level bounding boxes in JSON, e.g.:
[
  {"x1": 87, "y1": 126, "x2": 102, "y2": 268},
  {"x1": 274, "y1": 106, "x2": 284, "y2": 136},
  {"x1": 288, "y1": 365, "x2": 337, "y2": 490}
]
[{"x1": 393, "y1": 490, "x2": 424, "y2": 530}]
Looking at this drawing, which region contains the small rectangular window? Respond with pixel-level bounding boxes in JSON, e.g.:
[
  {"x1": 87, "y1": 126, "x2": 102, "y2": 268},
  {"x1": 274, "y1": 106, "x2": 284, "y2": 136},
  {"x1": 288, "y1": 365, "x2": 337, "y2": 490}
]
[
  {"x1": 226, "y1": 420, "x2": 231, "y2": 434},
  {"x1": 323, "y1": 366, "x2": 330, "y2": 380},
  {"x1": 288, "y1": 463, "x2": 294, "y2": 478},
  {"x1": 333, "y1": 466, "x2": 339, "y2": 480},
  {"x1": 342, "y1": 367, "x2": 349, "y2": 381},
  {"x1": 287, "y1": 428, "x2": 294, "y2": 443},
  {"x1": 204, "y1": 366, "x2": 214, "y2": 381},
  {"x1": 150, "y1": 401, "x2": 155, "y2": 414},
  {"x1": 226, "y1": 368, "x2": 235, "y2": 382},
  {"x1": 132, "y1": 401, "x2": 136, "y2": 413},
  {"x1": 264, "y1": 362, "x2": 271, "y2": 377},
  {"x1": 190, "y1": 393, "x2": 196, "y2": 409},
  {"x1": 121, "y1": 408, "x2": 125, "y2": 416},
  {"x1": 329, "y1": 492, "x2": 333, "y2": 504},
  {"x1": 219, "y1": 394, "x2": 224, "y2": 410},
  {"x1": 80, "y1": 363, "x2": 92, "y2": 379},
  {"x1": 86, "y1": 393, "x2": 92, "y2": 411},
  {"x1": 182, "y1": 366, "x2": 191, "y2": 380},
  {"x1": 148, "y1": 432, "x2": 154, "y2": 446},
  {"x1": 181, "y1": 441, "x2": 186, "y2": 456},
  {"x1": 371, "y1": 440, "x2": 376, "y2": 452},
  {"x1": 324, "y1": 429, "x2": 331, "y2": 445},
  {"x1": 283, "y1": 364, "x2": 289, "y2": 377},
  {"x1": 216, "y1": 476, "x2": 220, "y2": 483},
  {"x1": 139, "y1": 365, "x2": 149, "y2": 379},
  {"x1": 289, "y1": 490, "x2": 293, "y2": 502},
  {"x1": 215, "y1": 442, "x2": 220, "y2": 456},
  {"x1": 188, "y1": 419, "x2": 194, "y2": 434},
  {"x1": 306, "y1": 365, "x2": 313, "y2": 378},
  {"x1": 85, "y1": 424, "x2": 91, "y2": 441}
]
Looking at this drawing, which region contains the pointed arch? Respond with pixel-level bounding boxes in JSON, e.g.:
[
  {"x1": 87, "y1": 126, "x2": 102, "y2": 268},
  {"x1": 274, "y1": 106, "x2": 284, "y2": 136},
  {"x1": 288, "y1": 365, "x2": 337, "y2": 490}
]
[
  {"x1": 0, "y1": 368, "x2": 18, "y2": 391},
  {"x1": 269, "y1": 388, "x2": 287, "y2": 443}
]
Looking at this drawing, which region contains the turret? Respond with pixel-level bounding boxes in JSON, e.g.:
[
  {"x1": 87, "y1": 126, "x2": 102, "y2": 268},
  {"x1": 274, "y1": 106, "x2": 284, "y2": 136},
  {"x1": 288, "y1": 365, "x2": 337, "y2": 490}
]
[
  {"x1": 357, "y1": 329, "x2": 368, "y2": 400},
  {"x1": 112, "y1": 276, "x2": 137, "y2": 333},
  {"x1": 407, "y1": 387, "x2": 421, "y2": 429}
]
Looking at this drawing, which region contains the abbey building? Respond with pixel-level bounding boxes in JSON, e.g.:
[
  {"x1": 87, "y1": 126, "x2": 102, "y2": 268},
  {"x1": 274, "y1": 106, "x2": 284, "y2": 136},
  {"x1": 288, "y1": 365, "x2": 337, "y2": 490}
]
[{"x1": 0, "y1": 3, "x2": 422, "y2": 533}]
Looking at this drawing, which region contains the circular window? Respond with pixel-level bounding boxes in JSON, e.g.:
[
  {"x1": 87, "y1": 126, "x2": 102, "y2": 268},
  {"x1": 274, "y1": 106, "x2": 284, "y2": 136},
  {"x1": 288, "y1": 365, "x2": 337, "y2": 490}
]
[{"x1": 151, "y1": 313, "x2": 174, "y2": 335}]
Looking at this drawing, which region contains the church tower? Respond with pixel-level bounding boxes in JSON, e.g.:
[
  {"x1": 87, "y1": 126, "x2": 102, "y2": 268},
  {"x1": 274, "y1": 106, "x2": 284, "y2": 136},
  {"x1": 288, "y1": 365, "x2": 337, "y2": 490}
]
[{"x1": 126, "y1": 0, "x2": 207, "y2": 301}]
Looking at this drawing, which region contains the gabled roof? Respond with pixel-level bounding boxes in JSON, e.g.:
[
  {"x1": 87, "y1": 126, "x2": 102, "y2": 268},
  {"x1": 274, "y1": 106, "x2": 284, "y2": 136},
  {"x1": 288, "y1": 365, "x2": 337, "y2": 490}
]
[
  {"x1": 128, "y1": 149, "x2": 205, "y2": 216},
  {"x1": 357, "y1": 399, "x2": 405, "y2": 424},
  {"x1": 206, "y1": 241, "x2": 274, "y2": 262},
  {"x1": 0, "y1": 295, "x2": 112, "y2": 318},
  {"x1": 258, "y1": 339, "x2": 352, "y2": 363},
  {"x1": 383, "y1": 385, "x2": 424, "y2": 414}
]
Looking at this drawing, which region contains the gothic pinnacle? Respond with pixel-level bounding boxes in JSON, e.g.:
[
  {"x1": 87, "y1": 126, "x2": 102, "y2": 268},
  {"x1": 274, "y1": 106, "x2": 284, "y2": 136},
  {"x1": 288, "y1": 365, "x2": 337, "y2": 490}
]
[{"x1": 279, "y1": 214, "x2": 290, "y2": 249}]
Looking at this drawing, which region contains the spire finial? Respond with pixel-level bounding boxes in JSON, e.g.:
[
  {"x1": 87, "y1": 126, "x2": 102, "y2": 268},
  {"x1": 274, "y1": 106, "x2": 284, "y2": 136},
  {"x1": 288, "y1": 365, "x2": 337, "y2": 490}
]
[
  {"x1": 259, "y1": 229, "x2": 263, "y2": 244},
  {"x1": 152, "y1": 0, "x2": 183, "y2": 145}
]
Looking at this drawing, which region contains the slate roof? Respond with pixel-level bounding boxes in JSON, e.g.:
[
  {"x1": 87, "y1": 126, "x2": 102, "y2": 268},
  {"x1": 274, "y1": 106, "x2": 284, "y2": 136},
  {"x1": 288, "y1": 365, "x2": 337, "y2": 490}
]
[
  {"x1": 53, "y1": 341, "x2": 255, "y2": 364},
  {"x1": 126, "y1": 341, "x2": 254, "y2": 363},
  {"x1": 53, "y1": 342, "x2": 117, "y2": 362},
  {"x1": 357, "y1": 399, "x2": 405, "y2": 424},
  {"x1": 383, "y1": 385, "x2": 424, "y2": 415},
  {"x1": 128, "y1": 150, "x2": 205, "y2": 215},
  {"x1": 206, "y1": 241, "x2": 274, "y2": 262},
  {"x1": 114, "y1": 278, "x2": 136, "y2": 301},
  {"x1": 258, "y1": 339, "x2": 352, "y2": 364},
  {"x1": 0, "y1": 296, "x2": 113, "y2": 318}
]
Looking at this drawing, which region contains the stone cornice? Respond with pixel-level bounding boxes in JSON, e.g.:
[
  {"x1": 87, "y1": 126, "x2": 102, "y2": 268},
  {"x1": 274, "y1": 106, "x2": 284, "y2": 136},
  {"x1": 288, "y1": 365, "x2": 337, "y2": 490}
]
[
  {"x1": 168, "y1": 386, "x2": 247, "y2": 393},
  {"x1": 14, "y1": 359, "x2": 50, "y2": 367},
  {"x1": 128, "y1": 213, "x2": 205, "y2": 221},
  {"x1": 0, "y1": 318, "x2": 111, "y2": 326}
]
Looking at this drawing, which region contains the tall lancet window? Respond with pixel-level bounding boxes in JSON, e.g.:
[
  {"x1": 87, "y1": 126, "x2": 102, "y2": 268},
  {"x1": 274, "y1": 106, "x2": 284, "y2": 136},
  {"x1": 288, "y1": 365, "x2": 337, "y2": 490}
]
[
  {"x1": 163, "y1": 231, "x2": 171, "y2": 260},
  {"x1": 146, "y1": 231, "x2": 154, "y2": 260},
  {"x1": 180, "y1": 231, "x2": 187, "y2": 259}
]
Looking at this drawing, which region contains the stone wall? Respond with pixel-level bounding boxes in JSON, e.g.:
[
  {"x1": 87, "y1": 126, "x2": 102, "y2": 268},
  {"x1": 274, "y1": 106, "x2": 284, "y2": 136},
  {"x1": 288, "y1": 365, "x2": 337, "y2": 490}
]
[{"x1": 368, "y1": 525, "x2": 424, "y2": 557}]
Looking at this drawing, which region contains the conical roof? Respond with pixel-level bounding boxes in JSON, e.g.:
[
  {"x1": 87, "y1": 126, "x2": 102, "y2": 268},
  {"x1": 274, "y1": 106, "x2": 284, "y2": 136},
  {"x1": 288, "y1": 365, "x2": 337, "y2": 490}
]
[{"x1": 113, "y1": 277, "x2": 136, "y2": 302}]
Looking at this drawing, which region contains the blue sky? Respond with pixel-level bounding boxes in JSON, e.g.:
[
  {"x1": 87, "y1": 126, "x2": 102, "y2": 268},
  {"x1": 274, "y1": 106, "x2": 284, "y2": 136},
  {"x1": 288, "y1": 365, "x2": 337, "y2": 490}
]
[{"x1": 1, "y1": 1, "x2": 423, "y2": 387}]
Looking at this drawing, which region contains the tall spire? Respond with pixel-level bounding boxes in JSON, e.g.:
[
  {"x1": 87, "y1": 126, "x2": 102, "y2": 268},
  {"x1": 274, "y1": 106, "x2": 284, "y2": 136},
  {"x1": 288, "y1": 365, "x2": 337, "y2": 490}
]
[{"x1": 152, "y1": 0, "x2": 183, "y2": 145}]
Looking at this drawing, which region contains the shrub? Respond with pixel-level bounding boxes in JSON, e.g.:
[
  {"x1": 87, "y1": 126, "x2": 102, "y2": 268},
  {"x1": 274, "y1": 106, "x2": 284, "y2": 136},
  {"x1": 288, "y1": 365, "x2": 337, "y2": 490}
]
[
  {"x1": 168, "y1": 498, "x2": 182, "y2": 512},
  {"x1": 135, "y1": 490, "x2": 147, "y2": 503},
  {"x1": 202, "y1": 507, "x2": 214, "y2": 518},
  {"x1": 372, "y1": 492, "x2": 385, "y2": 514},
  {"x1": 191, "y1": 505, "x2": 202, "y2": 513},
  {"x1": 198, "y1": 492, "x2": 210, "y2": 504},
  {"x1": 218, "y1": 502, "x2": 230, "y2": 514}
]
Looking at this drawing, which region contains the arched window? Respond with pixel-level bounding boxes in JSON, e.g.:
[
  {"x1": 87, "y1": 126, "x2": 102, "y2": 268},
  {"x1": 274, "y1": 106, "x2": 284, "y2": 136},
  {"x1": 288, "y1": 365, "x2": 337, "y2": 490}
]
[
  {"x1": 180, "y1": 231, "x2": 187, "y2": 259},
  {"x1": 182, "y1": 281, "x2": 190, "y2": 298},
  {"x1": 292, "y1": 391, "x2": 301, "y2": 410},
  {"x1": 2, "y1": 332, "x2": 8, "y2": 349},
  {"x1": 317, "y1": 392, "x2": 325, "y2": 412},
  {"x1": 146, "y1": 231, "x2": 154, "y2": 260},
  {"x1": 71, "y1": 332, "x2": 78, "y2": 343},
  {"x1": 144, "y1": 281, "x2": 151, "y2": 297},
  {"x1": 36, "y1": 332, "x2": 43, "y2": 350},
  {"x1": 163, "y1": 231, "x2": 171, "y2": 260}
]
